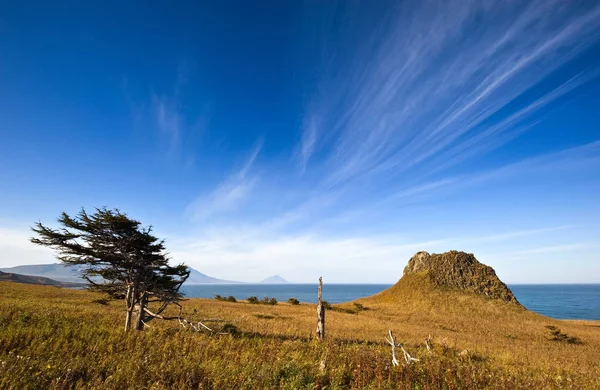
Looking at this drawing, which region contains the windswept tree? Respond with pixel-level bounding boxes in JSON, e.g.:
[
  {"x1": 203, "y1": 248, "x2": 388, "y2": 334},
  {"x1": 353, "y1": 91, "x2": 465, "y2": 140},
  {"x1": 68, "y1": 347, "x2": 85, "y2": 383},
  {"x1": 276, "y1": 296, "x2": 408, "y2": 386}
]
[{"x1": 31, "y1": 207, "x2": 189, "y2": 331}]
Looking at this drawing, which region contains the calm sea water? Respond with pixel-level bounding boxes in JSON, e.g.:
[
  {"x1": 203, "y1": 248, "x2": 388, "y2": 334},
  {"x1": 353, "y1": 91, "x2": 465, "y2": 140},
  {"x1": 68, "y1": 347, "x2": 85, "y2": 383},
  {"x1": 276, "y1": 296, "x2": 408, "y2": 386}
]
[{"x1": 181, "y1": 283, "x2": 600, "y2": 320}]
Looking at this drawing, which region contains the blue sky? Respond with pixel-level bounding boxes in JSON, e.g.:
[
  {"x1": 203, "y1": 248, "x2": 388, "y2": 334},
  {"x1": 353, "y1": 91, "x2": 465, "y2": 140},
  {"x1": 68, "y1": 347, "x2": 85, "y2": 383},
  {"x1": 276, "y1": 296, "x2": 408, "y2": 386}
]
[{"x1": 1, "y1": 1, "x2": 599, "y2": 283}]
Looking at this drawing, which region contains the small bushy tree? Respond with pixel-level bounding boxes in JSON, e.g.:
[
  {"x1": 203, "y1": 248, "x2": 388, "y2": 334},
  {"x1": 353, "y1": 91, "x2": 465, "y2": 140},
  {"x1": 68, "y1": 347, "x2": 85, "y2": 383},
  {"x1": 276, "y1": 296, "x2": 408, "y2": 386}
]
[{"x1": 31, "y1": 207, "x2": 189, "y2": 331}]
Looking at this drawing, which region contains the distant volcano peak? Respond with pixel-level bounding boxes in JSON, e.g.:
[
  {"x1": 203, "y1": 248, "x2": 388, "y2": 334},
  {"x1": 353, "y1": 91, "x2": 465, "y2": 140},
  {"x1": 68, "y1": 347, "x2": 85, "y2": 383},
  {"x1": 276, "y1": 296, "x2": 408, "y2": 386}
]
[{"x1": 260, "y1": 275, "x2": 289, "y2": 284}]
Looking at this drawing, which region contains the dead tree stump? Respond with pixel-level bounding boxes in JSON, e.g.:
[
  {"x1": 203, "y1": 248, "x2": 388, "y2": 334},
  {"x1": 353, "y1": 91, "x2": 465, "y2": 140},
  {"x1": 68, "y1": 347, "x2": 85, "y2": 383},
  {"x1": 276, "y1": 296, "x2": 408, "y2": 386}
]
[{"x1": 316, "y1": 277, "x2": 325, "y2": 340}]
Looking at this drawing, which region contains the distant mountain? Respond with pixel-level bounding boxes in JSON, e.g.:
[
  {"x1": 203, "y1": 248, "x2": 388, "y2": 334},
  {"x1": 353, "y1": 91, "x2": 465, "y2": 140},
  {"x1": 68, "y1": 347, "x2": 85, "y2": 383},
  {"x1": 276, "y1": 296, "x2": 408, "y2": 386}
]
[
  {"x1": 260, "y1": 275, "x2": 289, "y2": 284},
  {"x1": 185, "y1": 268, "x2": 240, "y2": 284},
  {"x1": 0, "y1": 264, "x2": 84, "y2": 283},
  {"x1": 0, "y1": 263, "x2": 239, "y2": 285},
  {"x1": 0, "y1": 270, "x2": 85, "y2": 288}
]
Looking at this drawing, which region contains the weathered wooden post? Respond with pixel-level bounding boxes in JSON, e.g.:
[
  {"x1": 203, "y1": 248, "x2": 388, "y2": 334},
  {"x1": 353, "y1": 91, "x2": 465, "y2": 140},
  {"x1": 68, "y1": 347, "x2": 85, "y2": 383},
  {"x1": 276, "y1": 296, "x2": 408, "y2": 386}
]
[{"x1": 316, "y1": 277, "x2": 325, "y2": 340}]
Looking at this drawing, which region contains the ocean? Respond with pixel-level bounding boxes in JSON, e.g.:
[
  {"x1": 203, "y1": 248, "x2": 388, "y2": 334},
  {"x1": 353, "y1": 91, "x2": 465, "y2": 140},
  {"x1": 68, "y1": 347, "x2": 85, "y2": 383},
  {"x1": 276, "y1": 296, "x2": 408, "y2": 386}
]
[{"x1": 181, "y1": 283, "x2": 600, "y2": 321}]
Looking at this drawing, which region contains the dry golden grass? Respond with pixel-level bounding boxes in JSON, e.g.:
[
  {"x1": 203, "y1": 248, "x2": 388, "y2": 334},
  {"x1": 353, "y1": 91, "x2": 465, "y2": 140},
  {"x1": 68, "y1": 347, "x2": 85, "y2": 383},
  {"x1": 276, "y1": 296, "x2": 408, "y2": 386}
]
[{"x1": 1, "y1": 280, "x2": 599, "y2": 389}]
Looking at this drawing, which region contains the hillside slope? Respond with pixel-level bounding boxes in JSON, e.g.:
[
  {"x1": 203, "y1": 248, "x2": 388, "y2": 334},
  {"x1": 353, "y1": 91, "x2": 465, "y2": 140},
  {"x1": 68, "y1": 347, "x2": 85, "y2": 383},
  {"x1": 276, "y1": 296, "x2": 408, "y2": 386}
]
[
  {"x1": 0, "y1": 263, "x2": 83, "y2": 283},
  {"x1": 357, "y1": 250, "x2": 524, "y2": 317},
  {"x1": 0, "y1": 271, "x2": 84, "y2": 287},
  {"x1": 366, "y1": 250, "x2": 520, "y2": 305},
  {"x1": 0, "y1": 263, "x2": 239, "y2": 284}
]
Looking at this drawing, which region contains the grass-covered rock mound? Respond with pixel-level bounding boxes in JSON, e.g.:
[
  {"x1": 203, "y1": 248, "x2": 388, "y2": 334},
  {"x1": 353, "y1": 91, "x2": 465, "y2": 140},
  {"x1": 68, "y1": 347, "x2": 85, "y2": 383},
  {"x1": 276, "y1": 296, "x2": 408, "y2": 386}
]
[{"x1": 402, "y1": 250, "x2": 520, "y2": 304}]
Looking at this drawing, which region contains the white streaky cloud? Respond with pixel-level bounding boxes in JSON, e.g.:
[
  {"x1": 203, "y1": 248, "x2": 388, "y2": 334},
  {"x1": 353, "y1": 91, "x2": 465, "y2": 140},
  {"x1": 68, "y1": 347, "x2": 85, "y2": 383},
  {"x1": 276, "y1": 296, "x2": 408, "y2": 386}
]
[
  {"x1": 373, "y1": 139, "x2": 600, "y2": 210},
  {"x1": 149, "y1": 63, "x2": 209, "y2": 163},
  {"x1": 295, "y1": 115, "x2": 319, "y2": 174},
  {"x1": 238, "y1": 139, "x2": 263, "y2": 178},
  {"x1": 166, "y1": 224, "x2": 583, "y2": 283},
  {"x1": 423, "y1": 71, "x2": 598, "y2": 174},
  {"x1": 297, "y1": 0, "x2": 600, "y2": 186},
  {"x1": 502, "y1": 243, "x2": 596, "y2": 256},
  {"x1": 153, "y1": 94, "x2": 181, "y2": 154},
  {"x1": 169, "y1": 234, "x2": 449, "y2": 283},
  {"x1": 172, "y1": 1, "x2": 600, "y2": 283},
  {"x1": 0, "y1": 226, "x2": 55, "y2": 268},
  {"x1": 481, "y1": 243, "x2": 600, "y2": 266},
  {"x1": 187, "y1": 140, "x2": 263, "y2": 221},
  {"x1": 460, "y1": 226, "x2": 576, "y2": 245}
]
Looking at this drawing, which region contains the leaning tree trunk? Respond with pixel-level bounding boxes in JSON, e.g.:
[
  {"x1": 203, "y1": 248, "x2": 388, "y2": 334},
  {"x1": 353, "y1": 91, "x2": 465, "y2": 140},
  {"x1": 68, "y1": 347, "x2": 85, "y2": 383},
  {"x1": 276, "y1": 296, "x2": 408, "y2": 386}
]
[
  {"x1": 124, "y1": 284, "x2": 134, "y2": 332},
  {"x1": 316, "y1": 277, "x2": 325, "y2": 340},
  {"x1": 134, "y1": 291, "x2": 148, "y2": 331}
]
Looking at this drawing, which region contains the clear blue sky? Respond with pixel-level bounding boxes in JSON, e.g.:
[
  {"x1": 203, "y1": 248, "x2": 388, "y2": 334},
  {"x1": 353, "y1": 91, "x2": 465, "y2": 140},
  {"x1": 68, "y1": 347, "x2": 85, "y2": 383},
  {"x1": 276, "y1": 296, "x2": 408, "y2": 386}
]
[{"x1": 1, "y1": 1, "x2": 599, "y2": 283}]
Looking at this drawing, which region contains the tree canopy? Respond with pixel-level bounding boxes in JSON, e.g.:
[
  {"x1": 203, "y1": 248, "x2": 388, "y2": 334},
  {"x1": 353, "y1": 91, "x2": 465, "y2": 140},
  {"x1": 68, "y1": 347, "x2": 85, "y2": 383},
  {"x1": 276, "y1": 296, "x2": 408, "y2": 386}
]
[{"x1": 31, "y1": 207, "x2": 189, "y2": 331}]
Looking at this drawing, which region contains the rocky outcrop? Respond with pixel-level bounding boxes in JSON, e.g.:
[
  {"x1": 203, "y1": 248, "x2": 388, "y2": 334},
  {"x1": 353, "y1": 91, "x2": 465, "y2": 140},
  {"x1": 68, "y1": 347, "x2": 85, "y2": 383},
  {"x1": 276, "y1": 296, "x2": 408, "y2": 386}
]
[{"x1": 403, "y1": 250, "x2": 520, "y2": 304}]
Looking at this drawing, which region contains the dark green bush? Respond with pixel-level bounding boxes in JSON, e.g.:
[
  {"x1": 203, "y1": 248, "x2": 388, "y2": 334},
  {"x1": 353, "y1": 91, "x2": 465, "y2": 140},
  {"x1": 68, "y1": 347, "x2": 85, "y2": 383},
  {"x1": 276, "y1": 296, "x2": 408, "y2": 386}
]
[{"x1": 288, "y1": 298, "x2": 300, "y2": 305}]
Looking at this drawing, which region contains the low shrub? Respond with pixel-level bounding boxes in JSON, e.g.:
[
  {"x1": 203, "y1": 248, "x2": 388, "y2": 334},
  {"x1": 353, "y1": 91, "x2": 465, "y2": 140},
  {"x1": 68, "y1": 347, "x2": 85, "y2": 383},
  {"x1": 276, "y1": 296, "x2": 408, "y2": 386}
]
[
  {"x1": 215, "y1": 295, "x2": 237, "y2": 303},
  {"x1": 262, "y1": 296, "x2": 278, "y2": 305},
  {"x1": 248, "y1": 296, "x2": 278, "y2": 305},
  {"x1": 545, "y1": 325, "x2": 583, "y2": 344}
]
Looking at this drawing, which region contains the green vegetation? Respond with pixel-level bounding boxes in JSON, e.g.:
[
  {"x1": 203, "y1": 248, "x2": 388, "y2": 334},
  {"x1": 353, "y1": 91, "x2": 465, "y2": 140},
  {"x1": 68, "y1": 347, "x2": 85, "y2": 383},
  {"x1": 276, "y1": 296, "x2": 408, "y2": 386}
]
[
  {"x1": 247, "y1": 296, "x2": 277, "y2": 305},
  {"x1": 1, "y1": 282, "x2": 599, "y2": 389},
  {"x1": 287, "y1": 297, "x2": 300, "y2": 305},
  {"x1": 1, "y1": 250, "x2": 599, "y2": 389},
  {"x1": 215, "y1": 295, "x2": 237, "y2": 303},
  {"x1": 545, "y1": 325, "x2": 583, "y2": 344},
  {"x1": 30, "y1": 207, "x2": 189, "y2": 331}
]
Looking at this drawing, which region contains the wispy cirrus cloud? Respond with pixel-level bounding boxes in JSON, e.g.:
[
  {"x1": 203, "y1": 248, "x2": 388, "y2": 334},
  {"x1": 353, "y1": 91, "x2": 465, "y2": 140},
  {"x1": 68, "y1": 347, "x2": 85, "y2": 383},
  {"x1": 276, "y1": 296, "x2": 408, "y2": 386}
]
[
  {"x1": 153, "y1": 94, "x2": 182, "y2": 153},
  {"x1": 148, "y1": 62, "x2": 209, "y2": 164},
  {"x1": 297, "y1": 0, "x2": 600, "y2": 187},
  {"x1": 187, "y1": 139, "x2": 263, "y2": 222},
  {"x1": 294, "y1": 115, "x2": 319, "y2": 174},
  {"x1": 176, "y1": 1, "x2": 600, "y2": 282}
]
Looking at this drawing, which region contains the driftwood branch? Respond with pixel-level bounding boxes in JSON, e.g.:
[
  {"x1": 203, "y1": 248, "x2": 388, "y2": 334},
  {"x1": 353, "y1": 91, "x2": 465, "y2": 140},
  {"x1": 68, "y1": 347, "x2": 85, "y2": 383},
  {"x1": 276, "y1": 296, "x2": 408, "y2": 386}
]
[
  {"x1": 400, "y1": 344, "x2": 420, "y2": 365},
  {"x1": 385, "y1": 330, "x2": 400, "y2": 367},
  {"x1": 143, "y1": 305, "x2": 230, "y2": 335},
  {"x1": 386, "y1": 330, "x2": 420, "y2": 366},
  {"x1": 425, "y1": 334, "x2": 432, "y2": 352}
]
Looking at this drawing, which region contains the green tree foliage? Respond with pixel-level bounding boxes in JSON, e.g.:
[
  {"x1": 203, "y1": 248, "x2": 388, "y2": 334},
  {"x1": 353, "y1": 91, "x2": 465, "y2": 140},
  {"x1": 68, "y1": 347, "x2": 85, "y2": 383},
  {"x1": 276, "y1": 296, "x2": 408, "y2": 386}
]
[{"x1": 30, "y1": 207, "x2": 189, "y2": 331}]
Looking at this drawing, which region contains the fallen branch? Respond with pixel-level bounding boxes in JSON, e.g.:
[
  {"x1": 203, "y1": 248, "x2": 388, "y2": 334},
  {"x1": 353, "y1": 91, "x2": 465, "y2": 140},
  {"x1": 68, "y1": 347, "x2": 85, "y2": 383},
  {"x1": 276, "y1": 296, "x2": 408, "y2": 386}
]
[
  {"x1": 386, "y1": 330, "x2": 419, "y2": 366},
  {"x1": 385, "y1": 330, "x2": 400, "y2": 367},
  {"x1": 143, "y1": 305, "x2": 230, "y2": 335},
  {"x1": 400, "y1": 344, "x2": 420, "y2": 365}
]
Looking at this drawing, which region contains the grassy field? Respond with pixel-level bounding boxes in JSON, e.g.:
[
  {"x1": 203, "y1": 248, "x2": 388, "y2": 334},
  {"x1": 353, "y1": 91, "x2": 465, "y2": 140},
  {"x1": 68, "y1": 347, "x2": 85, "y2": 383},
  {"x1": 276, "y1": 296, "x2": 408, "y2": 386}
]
[{"x1": 1, "y1": 279, "x2": 599, "y2": 389}]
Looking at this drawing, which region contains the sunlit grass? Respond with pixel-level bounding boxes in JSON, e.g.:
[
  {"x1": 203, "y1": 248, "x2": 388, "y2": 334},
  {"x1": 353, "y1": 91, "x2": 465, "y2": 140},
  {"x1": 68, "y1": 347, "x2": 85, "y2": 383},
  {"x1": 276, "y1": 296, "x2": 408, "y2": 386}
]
[{"x1": 1, "y1": 281, "x2": 599, "y2": 389}]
